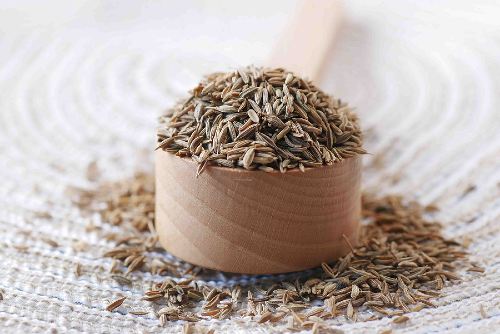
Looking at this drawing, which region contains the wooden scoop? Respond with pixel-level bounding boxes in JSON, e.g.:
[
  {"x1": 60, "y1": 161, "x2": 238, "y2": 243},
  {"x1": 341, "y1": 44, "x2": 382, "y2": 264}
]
[
  {"x1": 155, "y1": 0, "x2": 358, "y2": 273},
  {"x1": 267, "y1": 0, "x2": 343, "y2": 83},
  {"x1": 156, "y1": 153, "x2": 361, "y2": 274}
]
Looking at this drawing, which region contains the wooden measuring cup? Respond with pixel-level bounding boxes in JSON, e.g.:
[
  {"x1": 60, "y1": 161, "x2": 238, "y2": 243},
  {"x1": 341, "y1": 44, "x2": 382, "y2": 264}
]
[
  {"x1": 155, "y1": 0, "x2": 356, "y2": 273},
  {"x1": 155, "y1": 152, "x2": 361, "y2": 274}
]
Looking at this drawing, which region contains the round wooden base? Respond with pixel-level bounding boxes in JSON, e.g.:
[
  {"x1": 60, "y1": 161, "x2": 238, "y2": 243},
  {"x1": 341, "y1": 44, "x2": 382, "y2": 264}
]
[{"x1": 155, "y1": 151, "x2": 361, "y2": 274}]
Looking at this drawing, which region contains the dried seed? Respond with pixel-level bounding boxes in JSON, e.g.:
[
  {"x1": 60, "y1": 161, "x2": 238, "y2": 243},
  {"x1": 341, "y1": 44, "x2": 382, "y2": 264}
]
[
  {"x1": 106, "y1": 297, "x2": 126, "y2": 312},
  {"x1": 75, "y1": 166, "x2": 473, "y2": 328},
  {"x1": 157, "y1": 67, "x2": 364, "y2": 173},
  {"x1": 238, "y1": 68, "x2": 249, "y2": 84},
  {"x1": 346, "y1": 301, "x2": 354, "y2": 319},
  {"x1": 351, "y1": 285, "x2": 360, "y2": 299},
  {"x1": 270, "y1": 312, "x2": 287, "y2": 323},
  {"x1": 111, "y1": 275, "x2": 132, "y2": 286},
  {"x1": 75, "y1": 263, "x2": 82, "y2": 277},
  {"x1": 243, "y1": 148, "x2": 255, "y2": 169},
  {"x1": 247, "y1": 109, "x2": 259, "y2": 123},
  {"x1": 258, "y1": 311, "x2": 273, "y2": 323},
  {"x1": 126, "y1": 255, "x2": 145, "y2": 274},
  {"x1": 41, "y1": 237, "x2": 58, "y2": 247},
  {"x1": 392, "y1": 315, "x2": 409, "y2": 324},
  {"x1": 467, "y1": 266, "x2": 485, "y2": 273}
]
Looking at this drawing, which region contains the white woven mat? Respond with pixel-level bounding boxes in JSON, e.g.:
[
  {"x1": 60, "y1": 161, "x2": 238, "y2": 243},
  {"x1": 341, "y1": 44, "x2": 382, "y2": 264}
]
[{"x1": 0, "y1": 1, "x2": 499, "y2": 333}]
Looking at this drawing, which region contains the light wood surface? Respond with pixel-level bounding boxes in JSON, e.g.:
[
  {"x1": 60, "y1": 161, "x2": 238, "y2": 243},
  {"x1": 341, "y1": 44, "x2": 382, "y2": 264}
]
[
  {"x1": 267, "y1": 0, "x2": 343, "y2": 83},
  {"x1": 156, "y1": 151, "x2": 361, "y2": 274}
]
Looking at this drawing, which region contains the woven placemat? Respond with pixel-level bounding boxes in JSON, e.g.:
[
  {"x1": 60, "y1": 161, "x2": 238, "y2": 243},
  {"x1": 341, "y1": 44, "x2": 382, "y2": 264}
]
[{"x1": 0, "y1": 1, "x2": 499, "y2": 333}]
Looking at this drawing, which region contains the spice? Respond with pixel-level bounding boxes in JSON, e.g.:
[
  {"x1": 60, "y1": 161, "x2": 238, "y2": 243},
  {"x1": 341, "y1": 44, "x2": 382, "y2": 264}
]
[
  {"x1": 157, "y1": 67, "x2": 365, "y2": 174},
  {"x1": 129, "y1": 310, "x2": 149, "y2": 316},
  {"x1": 106, "y1": 296, "x2": 126, "y2": 312},
  {"x1": 74, "y1": 263, "x2": 82, "y2": 277},
  {"x1": 392, "y1": 315, "x2": 409, "y2": 324},
  {"x1": 71, "y1": 173, "x2": 479, "y2": 329},
  {"x1": 41, "y1": 237, "x2": 59, "y2": 248}
]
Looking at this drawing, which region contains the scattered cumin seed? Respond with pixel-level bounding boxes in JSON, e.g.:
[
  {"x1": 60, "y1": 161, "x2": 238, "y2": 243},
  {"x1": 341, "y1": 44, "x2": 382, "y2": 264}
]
[
  {"x1": 467, "y1": 266, "x2": 485, "y2": 273},
  {"x1": 270, "y1": 312, "x2": 288, "y2": 323},
  {"x1": 346, "y1": 301, "x2": 354, "y2": 320},
  {"x1": 392, "y1": 315, "x2": 409, "y2": 324},
  {"x1": 41, "y1": 237, "x2": 58, "y2": 247},
  {"x1": 106, "y1": 296, "x2": 126, "y2": 312},
  {"x1": 75, "y1": 263, "x2": 82, "y2": 277},
  {"x1": 111, "y1": 275, "x2": 132, "y2": 286},
  {"x1": 411, "y1": 304, "x2": 427, "y2": 312},
  {"x1": 129, "y1": 310, "x2": 149, "y2": 316},
  {"x1": 73, "y1": 172, "x2": 480, "y2": 328},
  {"x1": 126, "y1": 255, "x2": 145, "y2": 274}
]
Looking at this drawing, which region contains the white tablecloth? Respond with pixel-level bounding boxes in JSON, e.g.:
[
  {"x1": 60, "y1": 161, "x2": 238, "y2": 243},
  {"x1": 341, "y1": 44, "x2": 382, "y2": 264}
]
[{"x1": 0, "y1": 1, "x2": 499, "y2": 333}]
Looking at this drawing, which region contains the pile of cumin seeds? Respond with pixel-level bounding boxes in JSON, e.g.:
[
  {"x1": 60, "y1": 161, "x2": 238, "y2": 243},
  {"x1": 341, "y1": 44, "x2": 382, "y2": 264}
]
[
  {"x1": 71, "y1": 173, "x2": 191, "y2": 277},
  {"x1": 72, "y1": 173, "x2": 482, "y2": 331},
  {"x1": 156, "y1": 67, "x2": 365, "y2": 174}
]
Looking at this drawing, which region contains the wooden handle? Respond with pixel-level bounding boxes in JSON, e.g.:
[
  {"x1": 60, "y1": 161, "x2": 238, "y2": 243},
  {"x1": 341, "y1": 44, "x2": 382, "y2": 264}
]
[
  {"x1": 267, "y1": 0, "x2": 343, "y2": 83},
  {"x1": 155, "y1": 151, "x2": 361, "y2": 274}
]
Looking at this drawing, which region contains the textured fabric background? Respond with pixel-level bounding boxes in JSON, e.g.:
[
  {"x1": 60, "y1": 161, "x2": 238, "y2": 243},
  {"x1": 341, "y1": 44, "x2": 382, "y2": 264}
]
[{"x1": 0, "y1": 1, "x2": 499, "y2": 333}]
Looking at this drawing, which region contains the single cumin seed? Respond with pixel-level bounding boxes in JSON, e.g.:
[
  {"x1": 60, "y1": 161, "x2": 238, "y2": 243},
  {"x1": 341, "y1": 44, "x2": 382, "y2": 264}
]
[{"x1": 106, "y1": 297, "x2": 127, "y2": 312}]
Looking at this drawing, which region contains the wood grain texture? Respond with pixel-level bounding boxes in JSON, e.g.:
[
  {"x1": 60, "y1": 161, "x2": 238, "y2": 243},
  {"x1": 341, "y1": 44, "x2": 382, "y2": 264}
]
[{"x1": 156, "y1": 151, "x2": 361, "y2": 274}]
